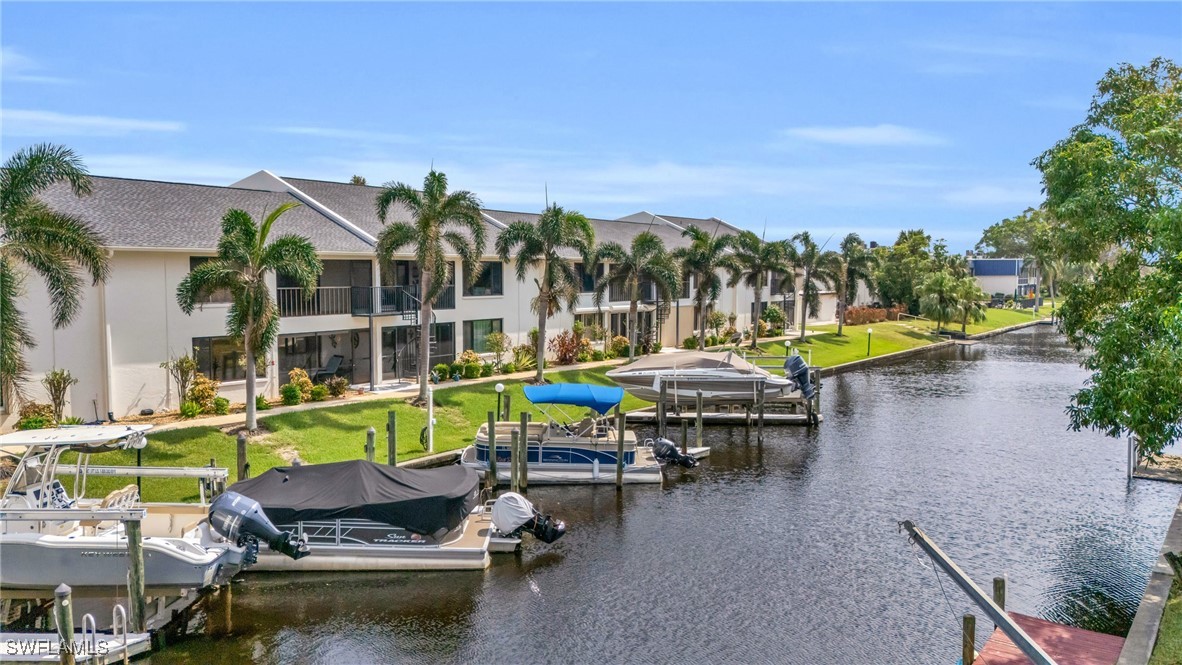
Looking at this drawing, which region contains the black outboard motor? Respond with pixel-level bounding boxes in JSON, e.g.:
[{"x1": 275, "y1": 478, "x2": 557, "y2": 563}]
[
  {"x1": 491, "y1": 492, "x2": 567, "y2": 544},
  {"x1": 650, "y1": 437, "x2": 699, "y2": 468},
  {"x1": 784, "y1": 355, "x2": 815, "y2": 399},
  {"x1": 209, "y1": 491, "x2": 310, "y2": 561}
]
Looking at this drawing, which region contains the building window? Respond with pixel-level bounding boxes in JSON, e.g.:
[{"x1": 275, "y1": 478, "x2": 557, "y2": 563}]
[
  {"x1": 278, "y1": 329, "x2": 372, "y2": 386},
  {"x1": 193, "y1": 336, "x2": 264, "y2": 382},
  {"x1": 575, "y1": 263, "x2": 604, "y2": 293},
  {"x1": 463, "y1": 262, "x2": 503, "y2": 297},
  {"x1": 189, "y1": 257, "x2": 233, "y2": 303},
  {"x1": 681, "y1": 274, "x2": 692, "y2": 299},
  {"x1": 463, "y1": 319, "x2": 503, "y2": 353}
]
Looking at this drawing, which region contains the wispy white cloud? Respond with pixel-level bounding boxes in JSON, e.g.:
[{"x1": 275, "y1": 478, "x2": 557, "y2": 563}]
[
  {"x1": 1, "y1": 109, "x2": 185, "y2": 137},
  {"x1": 270, "y1": 126, "x2": 418, "y2": 144},
  {"x1": 776, "y1": 124, "x2": 948, "y2": 147},
  {"x1": 84, "y1": 154, "x2": 253, "y2": 183},
  {"x1": 943, "y1": 183, "x2": 1042, "y2": 207},
  {"x1": 0, "y1": 46, "x2": 72, "y2": 84}
]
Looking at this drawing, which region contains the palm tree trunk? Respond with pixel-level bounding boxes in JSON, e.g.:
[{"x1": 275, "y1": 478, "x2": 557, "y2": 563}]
[
  {"x1": 750, "y1": 276, "x2": 762, "y2": 350},
  {"x1": 417, "y1": 269, "x2": 433, "y2": 403},
  {"x1": 798, "y1": 271, "x2": 809, "y2": 342},
  {"x1": 628, "y1": 277, "x2": 638, "y2": 361},
  {"x1": 244, "y1": 324, "x2": 257, "y2": 431},
  {"x1": 836, "y1": 264, "x2": 848, "y2": 337},
  {"x1": 535, "y1": 289, "x2": 548, "y2": 383},
  {"x1": 697, "y1": 288, "x2": 707, "y2": 350}
]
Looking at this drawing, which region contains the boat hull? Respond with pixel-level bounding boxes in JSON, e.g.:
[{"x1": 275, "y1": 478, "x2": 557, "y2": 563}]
[{"x1": 607, "y1": 373, "x2": 799, "y2": 405}]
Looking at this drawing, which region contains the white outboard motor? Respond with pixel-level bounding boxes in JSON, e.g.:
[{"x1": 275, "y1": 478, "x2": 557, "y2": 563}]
[
  {"x1": 650, "y1": 437, "x2": 699, "y2": 468},
  {"x1": 784, "y1": 355, "x2": 815, "y2": 399},
  {"x1": 491, "y1": 492, "x2": 566, "y2": 544},
  {"x1": 209, "y1": 491, "x2": 309, "y2": 562}
]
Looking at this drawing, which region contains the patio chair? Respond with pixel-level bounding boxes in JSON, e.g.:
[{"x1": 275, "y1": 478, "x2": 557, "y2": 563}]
[{"x1": 312, "y1": 354, "x2": 344, "y2": 383}]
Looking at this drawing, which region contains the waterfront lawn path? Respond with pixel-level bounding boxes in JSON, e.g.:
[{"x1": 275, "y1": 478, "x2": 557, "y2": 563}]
[
  {"x1": 1151, "y1": 580, "x2": 1182, "y2": 664},
  {"x1": 62, "y1": 366, "x2": 651, "y2": 503}
]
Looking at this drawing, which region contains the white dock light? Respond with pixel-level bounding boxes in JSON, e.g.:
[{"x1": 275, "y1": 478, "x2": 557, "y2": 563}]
[{"x1": 495, "y1": 383, "x2": 506, "y2": 421}]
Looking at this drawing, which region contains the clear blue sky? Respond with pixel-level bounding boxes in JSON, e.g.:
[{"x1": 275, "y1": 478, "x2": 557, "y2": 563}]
[{"x1": 3, "y1": 2, "x2": 1178, "y2": 250}]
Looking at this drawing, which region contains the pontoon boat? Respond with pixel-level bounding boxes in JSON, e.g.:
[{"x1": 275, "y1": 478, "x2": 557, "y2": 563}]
[{"x1": 605, "y1": 351, "x2": 815, "y2": 405}]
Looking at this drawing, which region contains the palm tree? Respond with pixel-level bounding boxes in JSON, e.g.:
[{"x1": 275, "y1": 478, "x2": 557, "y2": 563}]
[
  {"x1": 918, "y1": 271, "x2": 959, "y2": 333},
  {"x1": 375, "y1": 170, "x2": 485, "y2": 403},
  {"x1": 954, "y1": 276, "x2": 988, "y2": 334},
  {"x1": 783, "y1": 232, "x2": 840, "y2": 342},
  {"x1": 177, "y1": 203, "x2": 322, "y2": 431},
  {"x1": 833, "y1": 233, "x2": 878, "y2": 337},
  {"x1": 496, "y1": 204, "x2": 594, "y2": 383},
  {"x1": 1, "y1": 144, "x2": 109, "y2": 406},
  {"x1": 721, "y1": 231, "x2": 789, "y2": 349},
  {"x1": 593, "y1": 231, "x2": 681, "y2": 360},
  {"x1": 672, "y1": 225, "x2": 734, "y2": 350}
]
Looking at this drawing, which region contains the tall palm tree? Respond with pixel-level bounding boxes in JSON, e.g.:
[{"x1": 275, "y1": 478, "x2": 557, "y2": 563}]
[
  {"x1": 783, "y1": 232, "x2": 840, "y2": 342},
  {"x1": 917, "y1": 270, "x2": 959, "y2": 333},
  {"x1": 593, "y1": 231, "x2": 681, "y2": 360},
  {"x1": 496, "y1": 204, "x2": 594, "y2": 383},
  {"x1": 721, "y1": 231, "x2": 789, "y2": 349},
  {"x1": 672, "y1": 225, "x2": 734, "y2": 350},
  {"x1": 177, "y1": 203, "x2": 322, "y2": 431},
  {"x1": 1, "y1": 144, "x2": 109, "y2": 406},
  {"x1": 954, "y1": 276, "x2": 988, "y2": 334},
  {"x1": 375, "y1": 170, "x2": 485, "y2": 403},
  {"x1": 832, "y1": 233, "x2": 878, "y2": 337}
]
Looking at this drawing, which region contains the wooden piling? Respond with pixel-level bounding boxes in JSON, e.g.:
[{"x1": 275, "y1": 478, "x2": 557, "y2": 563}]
[
  {"x1": 695, "y1": 389, "x2": 704, "y2": 448},
  {"x1": 510, "y1": 430, "x2": 520, "y2": 493},
  {"x1": 962, "y1": 614, "x2": 976, "y2": 665},
  {"x1": 365, "y1": 427, "x2": 375, "y2": 462},
  {"x1": 387, "y1": 411, "x2": 397, "y2": 465},
  {"x1": 126, "y1": 519, "x2": 146, "y2": 633},
  {"x1": 744, "y1": 405, "x2": 751, "y2": 437},
  {"x1": 214, "y1": 584, "x2": 233, "y2": 636},
  {"x1": 680, "y1": 419, "x2": 689, "y2": 455},
  {"x1": 54, "y1": 583, "x2": 74, "y2": 665},
  {"x1": 616, "y1": 408, "x2": 626, "y2": 489},
  {"x1": 993, "y1": 577, "x2": 1006, "y2": 611},
  {"x1": 657, "y1": 380, "x2": 667, "y2": 439},
  {"x1": 757, "y1": 380, "x2": 766, "y2": 443},
  {"x1": 487, "y1": 411, "x2": 498, "y2": 488},
  {"x1": 519, "y1": 412, "x2": 529, "y2": 491},
  {"x1": 503, "y1": 394, "x2": 511, "y2": 421},
  {"x1": 236, "y1": 432, "x2": 248, "y2": 482}
]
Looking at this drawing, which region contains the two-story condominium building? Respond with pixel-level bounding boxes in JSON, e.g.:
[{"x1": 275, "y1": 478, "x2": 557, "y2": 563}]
[{"x1": 5, "y1": 171, "x2": 841, "y2": 426}]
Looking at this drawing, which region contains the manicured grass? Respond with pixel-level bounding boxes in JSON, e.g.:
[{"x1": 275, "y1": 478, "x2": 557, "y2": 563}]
[
  {"x1": 64, "y1": 366, "x2": 645, "y2": 502},
  {"x1": 1150, "y1": 579, "x2": 1182, "y2": 665}
]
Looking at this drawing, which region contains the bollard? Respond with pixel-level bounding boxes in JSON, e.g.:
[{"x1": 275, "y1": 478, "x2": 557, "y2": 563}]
[
  {"x1": 126, "y1": 519, "x2": 146, "y2": 633},
  {"x1": 236, "y1": 432, "x2": 248, "y2": 482},
  {"x1": 54, "y1": 583, "x2": 75, "y2": 665},
  {"x1": 487, "y1": 411, "x2": 498, "y2": 488},
  {"x1": 510, "y1": 430, "x2": 520, "y2": 493},
  {"x1": 695, "y1": 389, "x2": 704, "y2": 448},
  {"x1": 387, "y1": 411, "x2": 397, "y2": 465},
  {"x1": 615, "y1": 408, "x2": 626, "y2": 489},
  {"x1": 365, "y1": 427, "x2": 376, "y2": 462},
  {"x1": 962, "y1": 614, "x2": 976, "y2": 664},
  {"x1": 680, "y1": 419, "x2": 689, "y2": 455}
]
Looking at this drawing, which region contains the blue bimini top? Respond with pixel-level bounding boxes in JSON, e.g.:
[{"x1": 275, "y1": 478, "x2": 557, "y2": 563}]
[{"x1": 523, "y1": 383, "x2": 625, "y2": 415}]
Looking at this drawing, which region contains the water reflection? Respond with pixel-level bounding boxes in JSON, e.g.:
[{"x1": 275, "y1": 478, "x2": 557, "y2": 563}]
[{"x1": 149, "y1": 327, "x2": 1180, "y2": 664}]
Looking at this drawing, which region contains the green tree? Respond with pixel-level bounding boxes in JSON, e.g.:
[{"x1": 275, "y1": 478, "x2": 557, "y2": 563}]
[
  {"x1": 376, "y1": 170, "x2": 485, "y2": 403},
  {"x1": 721, "y1": 231, "x2": 789, "y2": 349},
  {"x1": 918, "y1": 271, "x2": 959, "y2": 332},
  {"x1": 1034, "y1": 57, "x2": 1182, "y2": 456},
  {"x1": 176, "y1": 203, "x2": 322, "y2": 430},
  {"x1": 496, "y1": 204, "x2": 594, "y2": 383},
  {"x1": 593, "y1": 232, "x2": 680, "y2": 360},
  {"x1": 349, "y1": 175, "x2": 367, "y2": 186},
  {"x1": 673, "y1": 225, "x2": 734, "y2": 350},
  {"x1": 833, "y1": 233, "x2": 878, "y2": 336},
  {"x1": 874, "y1": 229, "x2": 932, "y2": 314},
  {"x1": 783, "y1": 231, "x2": 840, "y2": 342},
  {"x1": 1, "y1": 144, "x2": 109, "y2": 406},
  {"x1": 975, "y1": 208, "x2": 1041, "y2": 258},
  {"x1": 954, "y1": 276, "x2": 988, "y2": 334}
]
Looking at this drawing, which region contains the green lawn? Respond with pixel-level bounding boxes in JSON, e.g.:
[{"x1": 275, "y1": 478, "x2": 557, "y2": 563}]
[
  {"x1": 1151, "y1": 579, "x2": 1182, "y2": 665},
  {"x1": 64, "y1": 366, "x2": 648, "y2": 502}
]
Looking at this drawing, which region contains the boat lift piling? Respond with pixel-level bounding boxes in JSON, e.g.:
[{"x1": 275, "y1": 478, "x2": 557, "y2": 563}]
[
  {"x1": 54, "y1": 584, "x2": 74, "y2": 665},
  {"x1": 657, "y1": 380, "x2": 668, "y2": 439},
  {"x1": 236, "y1": 432, "x2": 248, "y2": 482},
  {"x1": 616, "y1": 408, "x2": 626, "y2": 490},
  {"x1": 486, "y1": 411, "x2": 498, "y2": 488},
  {"x1": 509, "y1": 430, "x2": 520, "y2": 493},
  {"x1": 365, "y1": 427, "x2": 376, "y2": 462},
  {"x1": 387, "y1": 411, "x2": 397, "y2": 465},
  {"x1": 695, "y1": 390, "x2": 704, "y2": 448},
  {"x1": 518, "y1": 412, "x2": 529, "y2": 491},
  {"x1": 680, "y1": 420, "x2": 689, "y2": 455}
]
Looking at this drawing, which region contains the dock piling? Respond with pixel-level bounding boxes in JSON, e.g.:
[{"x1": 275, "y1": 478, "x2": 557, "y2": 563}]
[
  {"x1": 519, "y1": 412, "x2": 529, "y2": 491},
  {"x1": 680, "y1": 420, "x2": 689, "y2": 455},
  {"x1": 365, "y1": 427, "x2": 376, "y2": 462},
  {"x1": 236, "y1": 432, "x2": 247, "y2": 482},
  {"x1": 54, "y1": 583, "x2": 74, "y2": 665},
  {"x1": 503, "y1": 394, "x2": 511, "y2": 421},
  {"x1": 387, "y1": 411, "x2": 397, "y2": 465},
  {"x1": 962, "y1": 614, "x2": 976, "y2": 665},
  {"x1": 993, "y1": 576, "x2": 1006, "y2": 612},
  {"x1": 510, "y1": 430, "x2": 520, "y2": 493},
  {"x1": 487, "y1": 411, "x2": 498, "y2": 488},
  {"x1": 695, "y1": 390, "x2": 704, "y2": 448},
  {"x1": 616, "y1": 407, "x2": 625, "y2": 490},
  {"x1": 126, "y1": 519, "x2": 146, "y2": 633},
  {"x1": 657, "y1": 380, "x2": 668, "y2": 439},
  {"x1": 757, "y1": 380, "x2": 766, "y2": 443}
]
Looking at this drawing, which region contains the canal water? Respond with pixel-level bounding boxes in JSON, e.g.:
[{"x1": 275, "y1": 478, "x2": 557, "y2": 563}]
[{"x1": 151, "y1": 326, "x2": 1181, "y2": 664}]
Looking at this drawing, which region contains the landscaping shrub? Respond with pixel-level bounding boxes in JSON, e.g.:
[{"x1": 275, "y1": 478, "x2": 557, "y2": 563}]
[
  {"x1": 503, "y1": 361, "x2": 518, "y2": 374},
  {"x1": 485, "y1": 332, "x2": 511, "y2": 369},
  {"x1": 159, "y1": 354, "x2": 198, "y2": 406},
  {"x1": 886, "y1": 305, "x2": 907, "y2": 321},
  {"x1": 609, "y1": 335, "x2": 629, "y2": 356},
  {"x1": 41, "y1": 369, "x2": 79, "y2": 421},
  {"x1": 212, "y1": 396, "x2": 231, "y2": 415},
  {"x1": 705, "y1": 335, "x2": 719, "y2": 347},
  {"x1": 280, "y1": 383, "x2": 303, "y2": 406},
  {"x1": 762, "y1": 305, "x2": 785, "y2": 333},
  {"x1": 255, "y1": 395, "x2": 271, "y2": 411},
  {"x1": 326, "y1": 376, "x2": 349, "y2": 397},
  {"x1": 683, "y1": 336, "x2": 699, "y2": 350},
  {"x1": 576, "y1": 350, "x2": 593, "y2": 363},
  {"x1": 60, "y1": 416, "x2": 86, "y2": 425},
  {"x1": 548, "y1": 329, "x2": 588, "y2": 365},
  {"x1": 721, "y1": 325, "x2": 737, "y2": 339},
  {"x1": 179, "y1": 401, "x2": 202, "y2": 419},
  {"x1": 707, "y1": 310, "x2": 728, "y2": 336},
  {"x1": 511, "y1": 344, "x2": 537, "y2": 370},
  {"x1": 480, "y1": 362, "x2": 494, "y2": 378},
  {"x1": 433, "y1": 363, "x2": 451, "y2": 379},
  {"x1": 449, "y1": 361, "x2": 465, "y2": 378},
  {"x1": 845, "y1": 306, "x2": 888, "y2": 326},
  {"x1": 16, "y1": 403, "x2": 55, "y2": 430},
  {"x1": 591, "y1": 350, "x2": 606, "y2": 361},
  {"x1": 651, "y1": 342, "x2": 662, "y2": 353},
  {"x1": 458, "y1": 349, "x2": 482, "y2": 365},
  {"x1": 310, "y1": 385, "x2": 329, "y2": 402},
  {"x1": 463, "y1": 362, "x2": 482, "y2": 379},
  {"x1": 756, "y1": 319, "x2": 770, "y2": 337},
  {"x1": 288, "y1": 367, "x2": 314, "y2": 401},
  {"x1": 186, "y1": 374, "x2": 220, "y2": 413}
]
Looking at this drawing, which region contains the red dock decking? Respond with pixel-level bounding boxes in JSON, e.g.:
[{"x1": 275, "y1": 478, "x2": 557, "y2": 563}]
[{"x1": 975, "y1": 613, "x2": 1125, "y2": 665}]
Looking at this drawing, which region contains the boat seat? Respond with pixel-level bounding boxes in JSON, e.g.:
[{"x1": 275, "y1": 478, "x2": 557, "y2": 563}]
[
  {"x1": 573, "y1": 417, "x2": 598, "y2": 438},
  {"x1": 81, "y1": 485, "x2": 139, "y2": 535}
]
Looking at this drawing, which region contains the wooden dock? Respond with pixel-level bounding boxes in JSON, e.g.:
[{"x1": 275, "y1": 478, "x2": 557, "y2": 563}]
[
  {"x1": 626, "y1": 408, "x2": 821, "y2": 426},
  {"x1": 972, "y1": 613, "x2": 1124, "y2": 665}
]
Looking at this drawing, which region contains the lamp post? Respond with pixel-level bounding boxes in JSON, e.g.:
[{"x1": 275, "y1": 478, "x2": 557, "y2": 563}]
[
  {"x1": 866, "y1": 328, "x2": 873, "y2": 357},
  {"x1": 495, "y1": 382, "x2": 505, "y2": 421}
]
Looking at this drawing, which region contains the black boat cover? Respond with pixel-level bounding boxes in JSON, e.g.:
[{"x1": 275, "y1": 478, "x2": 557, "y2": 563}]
[{"x1": 228, "y1": 460, "x2": 480, "y2": 536}]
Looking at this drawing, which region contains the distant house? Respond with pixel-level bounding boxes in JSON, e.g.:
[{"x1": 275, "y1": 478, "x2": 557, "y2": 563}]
[{"x1": 968, "y1": 257, "x2": 1037, "y2": 299}]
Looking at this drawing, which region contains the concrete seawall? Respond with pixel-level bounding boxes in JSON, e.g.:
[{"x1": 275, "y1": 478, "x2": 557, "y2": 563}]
[{"x1": 1118, "y1": 496, "x2": 1182, "y2": 664}]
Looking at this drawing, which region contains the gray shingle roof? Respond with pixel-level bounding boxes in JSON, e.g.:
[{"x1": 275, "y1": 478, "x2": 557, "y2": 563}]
[
  {"x1": 37, "y1": 176, "x2": 373, "y2": 253},
  {"x1": 479, "y1": 209, "x2": 697, "y2": 259},
  {"x1": 656, "y1": 214, "x2": 741, "y2": 236}
]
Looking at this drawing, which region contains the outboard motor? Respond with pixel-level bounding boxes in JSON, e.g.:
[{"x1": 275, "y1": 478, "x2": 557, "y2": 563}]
[
  {"x1": 784, "y1": 355, "x2": 815, "y2": 399},
  {"x1": 491, "y1": 492, "x2": 566, "y2": 544},
  {"x1": 209, "y1": 491, "x2": 309, "y2": 561},
  {"x1": 650, "y1": 437, "x2": 699, "y2": 469}
]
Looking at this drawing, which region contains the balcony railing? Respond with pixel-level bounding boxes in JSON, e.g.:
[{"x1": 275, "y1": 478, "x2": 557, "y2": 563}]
[{"x1": 278, "y1": 286, "x2": 352, "y2": 318}]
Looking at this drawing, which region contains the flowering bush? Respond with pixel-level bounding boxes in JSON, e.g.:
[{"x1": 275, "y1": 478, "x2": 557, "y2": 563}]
[
  {"x1": 326, "y1": 376, "x2": 349, "y2": 397},
  {"x1": 288, "y1": 367, "x2": 314, "y2": 400},
  {"x1": 609, "y1": 335, "x2": 630, "y2": 356},
  {"x1": 548, "y1": 329, "x2": 591, "y2": 365},
  {"x1": 458, "y1": 349, "x2": 482, "y2": 365},
  {"x1": 844, "y1": 306, "x2": 887, "y2": 326},
  {"x1": 187, "y1": 374, "x2": 220, "y2": 413},
  {"x1": 886, "y1": 305, "x2": 908, "y2": 321}
]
